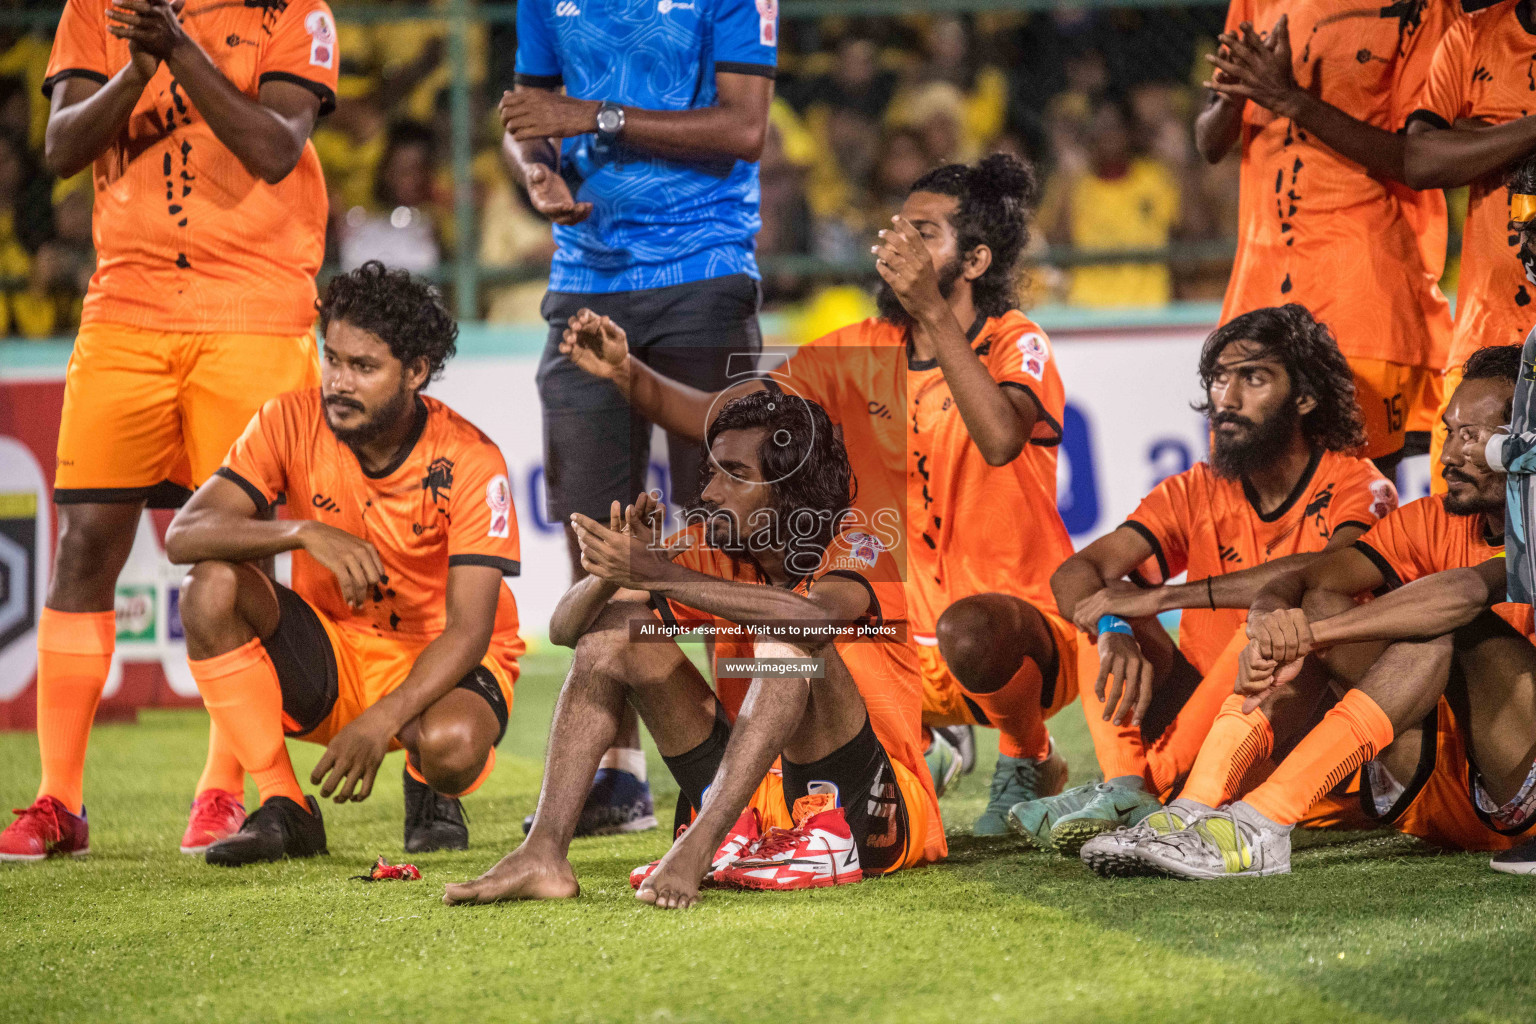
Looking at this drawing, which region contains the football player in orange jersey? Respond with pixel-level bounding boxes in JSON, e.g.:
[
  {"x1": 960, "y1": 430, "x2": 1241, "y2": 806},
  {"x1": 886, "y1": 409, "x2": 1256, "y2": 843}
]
[
  {"x1": 2, "y1": 0, "x2": 338, "y2": 860},
  {"x1": 445, "y1": 391, "x2": 944, "y2": 909},
  {"x1": 1196, "y1": 1, "x2": 1456, "y2": 480},
  {"x1": 1209, "y1": 7, "x2": 1536, "y2": 486},
  {"x1": 554, "y1": 155, "x2": 1096, "y2": 836},
  {"x1": 149, "y1": 265, "x2": 524, "y2": 867},
  {"x1": 1010, "y1": 305, "x2": 1397, "y2": 857},
  {"x1": 1111, "y1": 346, "x2": 1529, "y2": 878}
]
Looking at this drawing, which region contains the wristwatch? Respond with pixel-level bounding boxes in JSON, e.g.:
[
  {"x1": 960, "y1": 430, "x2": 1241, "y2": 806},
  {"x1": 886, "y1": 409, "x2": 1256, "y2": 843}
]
[{"x1": 595, "y1": 101, "x2": 626, "y2": 144}]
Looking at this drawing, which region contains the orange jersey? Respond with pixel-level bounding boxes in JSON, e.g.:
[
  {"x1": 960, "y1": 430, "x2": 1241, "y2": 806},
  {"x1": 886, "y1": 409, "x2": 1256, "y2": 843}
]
[
  {"x1": 659, "y1": 529, "x2": 945, "y2": 863},
  {"x1": 44, "y1": 0, "x2": 338, "y2": 335},
  {"x1": 905, "y1": 312, "x2": 1073, "y2": 632},
  {"x1": 1126, "y1": 450, "x2": 1397, "y2": 673},
  {"x1": 1220, "y1": 0, "x2": 1454, "y2": 368},
  {"x1": 219, "y1": 390, "x2": 524, "y2": 664},
  {"x1": 1353, "y1": 494, "x2": 1533, "y2": 634},
  {"x1": 1411, "y1": 6, "x2": 1536, "y2": 368}
]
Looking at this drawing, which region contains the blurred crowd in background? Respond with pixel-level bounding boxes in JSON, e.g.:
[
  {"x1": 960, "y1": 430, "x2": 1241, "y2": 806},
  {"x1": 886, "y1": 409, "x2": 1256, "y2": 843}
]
[{"x1": 3, "y1": 0, "x2": 1449, "y2": 340}]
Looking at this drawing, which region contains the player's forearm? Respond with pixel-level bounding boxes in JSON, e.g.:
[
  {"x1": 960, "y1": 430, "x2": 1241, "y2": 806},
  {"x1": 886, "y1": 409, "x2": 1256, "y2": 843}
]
[
  {"x1": 164, "y1": 38, "x2": 307, "y2": 184},
  {"x1": 1163, "y1": 554, "x2": 1315, "y2": 612},
  {"x1": 616, "y1": 104, "x2": 768, "y2": 163},
  {"x1": 1284, "y1": 92, "x2": 1404, "y2": 181},
  {"x1": 44, "y1": 66, "x2": 154, "y2": 178},
  {"x1": 163, "y1": 512, "x2": 308, "y2": 565},
  {"x1": 648, "y1": 565, "x2": 827, "y2": 633},
  {"x1": 368, "y1": 629, "x2": 490, "y2": 735},
  {"x1": 1250, "y1": 566, "x2": 1310, "y2": 615},
  {"x1": 1309, "y1": 567, "x2": 1495, "y2": 648},
  {"x1": 1050, "y1": 557, "x2": 1110, "y2": 623},
  {"x1": 549, "y1": 575, "x2": 621, "y2": 648},
  {"x1": 616, "y1": 355, "x2": 723, "y2": 442},
  {"x1": 502, "y1": 132, "x2": 559, "y2": 187},
  {"x1": 1195, "y1": 94, "x2": 1245, "y2": 163},
  {"x1": 923, "y1": 311, "x2": 1031, "y2": 466},
  {"x1": 1403, "y1": 117, "x2": 1536, "y2": 190}
]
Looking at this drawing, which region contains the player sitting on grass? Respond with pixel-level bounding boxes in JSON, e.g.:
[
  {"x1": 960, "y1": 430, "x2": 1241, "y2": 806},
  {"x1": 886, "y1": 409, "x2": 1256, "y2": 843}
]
[
  {"x1": 1107, "y1": 346, "x2": 1530, "y2": 878},
  {"x1": 444, "y1": 391, "x2": 944, "y2": 909},
  {"x1": 162, "y1": 263, "x2": 524, "y2": 866},
  {"x1": 555, "y1": 153, "x2": 1085, "y2": 836},
  {"x1": 1018, "y1": 304, "x2": 1396, "y2": 856}
]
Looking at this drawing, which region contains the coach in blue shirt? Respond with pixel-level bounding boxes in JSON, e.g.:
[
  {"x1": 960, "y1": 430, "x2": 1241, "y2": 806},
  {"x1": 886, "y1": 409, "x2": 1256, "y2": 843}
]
[{"x1": 502, "y1": 0, "x2": 775, "y2": 536}]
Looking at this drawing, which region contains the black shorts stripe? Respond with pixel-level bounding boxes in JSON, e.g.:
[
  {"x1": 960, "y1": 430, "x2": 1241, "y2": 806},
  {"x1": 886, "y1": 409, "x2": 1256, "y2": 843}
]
[
  {"x1": 54, "y1": 481, "x2": 194, "y2": 509},
  {"x1": 266, "y1": 581, "x2": 341, "y2": 737}
]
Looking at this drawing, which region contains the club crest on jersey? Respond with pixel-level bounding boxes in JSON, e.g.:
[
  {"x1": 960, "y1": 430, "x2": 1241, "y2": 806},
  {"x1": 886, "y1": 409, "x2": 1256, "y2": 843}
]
[
  {"x1": 1016, "y1": 333, "x2": 1048, "y2": 380},
  {"x1": 1369, "y1": 479, "x2": 1399, "y2": 521},
  {"x1": 755, "y1": 0, "x2": 776, "y2": 45},
  {"x1": 844, "y1": 531, "x2": 884, "y2": 568},
  {"x1": 305, "y1": 10, "x2": 335, "y2": 69},
  {"x1": 486, "y1": 474, "x2": 512, "y2": 539}
]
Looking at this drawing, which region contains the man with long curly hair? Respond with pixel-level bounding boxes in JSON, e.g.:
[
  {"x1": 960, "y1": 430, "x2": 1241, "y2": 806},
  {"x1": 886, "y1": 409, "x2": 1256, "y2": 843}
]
[
  {"x1": 445, "y1": 391, "x2": 945, "y2": 908},
  {"x1": 1015, "y1": 304, "x2": 1400, "y2": 860},
  {"x1": 154, "y1": 263, "x2": 525, "y2": 866}
]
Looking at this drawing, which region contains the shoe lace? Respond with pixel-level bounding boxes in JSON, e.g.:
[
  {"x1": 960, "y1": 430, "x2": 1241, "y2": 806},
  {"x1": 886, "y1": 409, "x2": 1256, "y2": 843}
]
[
  {"x1": 743, "y1": 825, "x2": 803, "y2": 860},
  {"x1": 196, "y1": 790, "x2": 243, "y2": 820},
  {"x1": 11, "y1": 800, "x2": 62, "y2": 838}
]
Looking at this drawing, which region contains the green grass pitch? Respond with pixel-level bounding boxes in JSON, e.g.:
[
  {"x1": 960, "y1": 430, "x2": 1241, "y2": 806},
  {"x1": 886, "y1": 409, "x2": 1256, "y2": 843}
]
[{"x1": 3, "y1": 649, "x2": 1534, "y2": 1024}]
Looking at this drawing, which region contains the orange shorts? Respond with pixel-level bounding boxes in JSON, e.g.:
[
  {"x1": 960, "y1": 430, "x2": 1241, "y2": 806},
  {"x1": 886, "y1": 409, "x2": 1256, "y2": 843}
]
[
  {"x1": 746, "y1": 755, "x2": 938, "y2": 875},
  {"x1": 914, "y1": 608, "x2": 1085, "y2": 730},
  {"x1": 267, "y1": 584, "x2": 518, "y2": 750},
  {"x1": 55, "y1": 322, "x2": 318, "y2": 506},
  {"x1": 1362, "y1": 698, "x2": 1536, "y2": 851},
  {"x1": 1350, "y1": 356, "x2": 1432, "y2": 460}
]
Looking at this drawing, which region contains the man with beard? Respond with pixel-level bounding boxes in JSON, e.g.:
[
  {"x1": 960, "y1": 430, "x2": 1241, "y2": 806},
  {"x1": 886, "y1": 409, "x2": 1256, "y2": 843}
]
[
  {"x1": 1008, "y1": 305, "x2": 1398, "y2": 857},
  {"x1": 555, "y1": 154, "x2": 1089, "y2": 835},
  {"x1": 1112, "y1": 344, "x2": 1523, "y2": 878},
  {"x1": 444, "y1": 391, "x2": 945, "y2": 909},
  {"x1": 156, "y1": 263, "x2": 524, "y2": 866}
]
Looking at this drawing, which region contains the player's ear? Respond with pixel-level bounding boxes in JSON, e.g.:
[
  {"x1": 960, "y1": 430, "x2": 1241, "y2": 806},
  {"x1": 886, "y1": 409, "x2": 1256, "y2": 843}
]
[
  {"x1": 403, "y1": 356, "x2": 431, "y2": 393},
  {"x1": 963, "y1": 243, "x2": 992, "y2": 281},
  {"x1": 1294, "y1": 391, "x2": 1317, "y2": 417}
]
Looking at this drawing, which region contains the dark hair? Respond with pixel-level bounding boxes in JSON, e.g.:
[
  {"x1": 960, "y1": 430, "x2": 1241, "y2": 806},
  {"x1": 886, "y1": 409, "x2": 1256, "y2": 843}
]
[
  {"x1": 1463, "y1": 343, "x2": 1524, "y2": 383},
  {"x1": 318, "y1": 261, "x2": 458, "y2": 383},
  {"x1": 1509, "y1": 151, "x2": 1536, "y2": 197},
  {"x1": 909, "y1": 153, "x2": 1039, "y2": 318},
  {"x1": 1194, "y1": 304, "x2": 1367, "y2": 453},
  {"x1": 701, "y1": 390, "x2": 853, "y2": 566}
]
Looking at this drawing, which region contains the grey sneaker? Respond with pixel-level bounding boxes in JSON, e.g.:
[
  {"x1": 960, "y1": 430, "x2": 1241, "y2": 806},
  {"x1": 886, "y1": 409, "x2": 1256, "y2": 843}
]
[
  {"x1": 1080, "y1": 798, "x2": 1211, "y2": 878},
  {"x1": 1133, "y1": 800, "x2": 1293, "y2": 879},
  {"x1": 974, "y1": 747, "x2": 1068, "y2": 836},
  {"x1": 1049, "y1": 781, "x2": 1164, "y2": 856}
]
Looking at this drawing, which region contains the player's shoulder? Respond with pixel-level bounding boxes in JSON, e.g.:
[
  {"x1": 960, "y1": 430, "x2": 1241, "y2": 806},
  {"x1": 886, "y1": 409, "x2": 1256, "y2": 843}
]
[
  {"x1": 817, "y1": 529, "x2": 901, "y2": 583},
  {"x1": 1153, "y1": 460, "x2": 1221, "y2": 499},
  {"x1": 1378, "y1": 493, "x2": 1442, "y2": 533},
  {"x1": 812, "y1": 317, "x2": 905, "y2": 349},
  {"x1": 261, "y1": 387, "x2": 323, "y2": 427},
  {"x1": 422, "y1": 395, "x2": 505, "y2": 458}
]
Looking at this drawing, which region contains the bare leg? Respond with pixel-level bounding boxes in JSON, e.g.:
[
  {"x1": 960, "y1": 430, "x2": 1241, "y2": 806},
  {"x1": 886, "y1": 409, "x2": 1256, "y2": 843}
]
[
  {"x1": 638, "y1": 640, "x2": 867, "y2": 910},
  {"x1": 1449, "y1": 613, "x2": 1536, "y2": 805},
  {"x1": 444, "y1": 603, "x2": 714, "y2": 905},
  {"x1": 566, "y1": 525, "x2": 645, "y2": 773},
  {"x1": 397, "y1": 689, "x2": 502, "y2": 796}
]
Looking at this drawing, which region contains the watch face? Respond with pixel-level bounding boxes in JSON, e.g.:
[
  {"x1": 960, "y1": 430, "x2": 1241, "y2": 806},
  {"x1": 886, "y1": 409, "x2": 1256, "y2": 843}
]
[{"x1": 598, "y1": 108, "x2": 621, "y2": 133}]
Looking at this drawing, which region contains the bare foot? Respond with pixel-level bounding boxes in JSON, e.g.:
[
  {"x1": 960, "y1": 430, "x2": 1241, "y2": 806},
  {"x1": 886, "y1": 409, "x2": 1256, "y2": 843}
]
[
  {"x1": 443, "y1": 846, "x2": 580, "y2": 905},
  {"x1": 636, "y1": 832, "x2": 715, "y2": 910}
]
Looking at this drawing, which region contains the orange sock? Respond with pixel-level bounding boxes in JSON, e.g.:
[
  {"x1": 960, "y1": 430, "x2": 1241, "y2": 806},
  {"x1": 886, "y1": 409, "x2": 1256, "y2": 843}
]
[
  {"x1": 194, "y1": 721, "x2": 247, "y2": 797},
  {"x1": 963, "y1": 660, "x2": 1050, "y2": 760},
  {"x1": 35, "y1": 608, "x2": 116, "y2": 814},
  {"x1": 1077, "y1": 664, "x2": 1149, "y2": 782},
  {"x1": 406, "y1": 747, "x2": 496, "y2": 798},
  {"x1": 1244, "y1": 689, "x2": 1394, "y2": 826},
  {"x1": 188, "y1": 639, "x2": 305, "y2": 807},
  {"x1": 1146, "y1": 632, "x2": 1247, "y2": 795},
  {"x1": 1177, "y1": 693, "x2": 1274, "y2": 807}
]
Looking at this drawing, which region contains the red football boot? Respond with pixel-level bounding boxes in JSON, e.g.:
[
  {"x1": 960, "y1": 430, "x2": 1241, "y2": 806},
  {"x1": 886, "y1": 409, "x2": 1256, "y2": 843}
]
[
  {"x1": 714, "y1": 786, "x2": 863, "y2": 891},
  {"x1": 0, "y1": 797, "x2": 90, "y2": 862},
  {"x1": 629, "y1": 808, "x2": 762, "y2": 890},
  {"x1": 180, "y1": 789, "x2": 247, "y2": 854}
]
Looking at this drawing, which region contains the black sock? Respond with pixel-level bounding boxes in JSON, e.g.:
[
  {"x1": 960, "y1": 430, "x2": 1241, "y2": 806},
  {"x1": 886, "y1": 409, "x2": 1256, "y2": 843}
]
[{"x1": 660, "y1": 704, "x2": 731, "y2": 817}]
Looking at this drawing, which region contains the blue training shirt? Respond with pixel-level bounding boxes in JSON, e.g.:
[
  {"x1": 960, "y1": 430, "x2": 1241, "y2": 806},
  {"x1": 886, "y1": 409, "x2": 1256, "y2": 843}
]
[{"x1": 516, "y1": 0, "x2": 778, "y2": 294}]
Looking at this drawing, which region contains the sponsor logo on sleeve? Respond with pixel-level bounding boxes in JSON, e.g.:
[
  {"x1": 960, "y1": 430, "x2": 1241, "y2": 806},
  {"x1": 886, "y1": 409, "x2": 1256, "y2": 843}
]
[
  {"x1": 486, "y1": 474, "x2": 512, "y2": 539},
  {"x1": 306, "y1": 10, "x2": 335, "y2": 69},
  {"x1": 755, "y1": 0, "x2": 777, "y2": 46},
  {"x1": 1369, "y1": 478, "x2": 1399, "y2": 521},
  {"x1": 1016, "y1": 333, "x2": 1048, "y2": 380}
]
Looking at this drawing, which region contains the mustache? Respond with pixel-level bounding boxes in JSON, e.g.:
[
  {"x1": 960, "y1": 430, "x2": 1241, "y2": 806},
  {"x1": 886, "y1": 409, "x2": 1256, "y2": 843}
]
[
  {"x1": 1211, "y1": 412, "x2": 1254, "y2": 430},
  {"x1": 1442, "y1": 468, "x2": 1476, "y2": 486},
  {"x1": 325, "y1": 396, "x2": 365, "y2": 413}
]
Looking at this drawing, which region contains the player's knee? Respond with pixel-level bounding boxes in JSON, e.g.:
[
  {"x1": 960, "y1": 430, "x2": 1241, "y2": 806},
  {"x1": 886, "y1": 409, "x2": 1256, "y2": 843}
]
[
  {"x1": 573, "y1": 625, "x2": 641, "y2": 686},
  {"x1": 52, "y1": 513, "x2": 135, "y2": 592},
  {"x1": 178, "y1": 561, "x2": 245, "y2": 641},
  {"x1": 937, "y1": 594, "x2": 1035, "y2": 694},
  {"x1": 416, "y1": 718, "x2": 487, "y2": 794}
]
